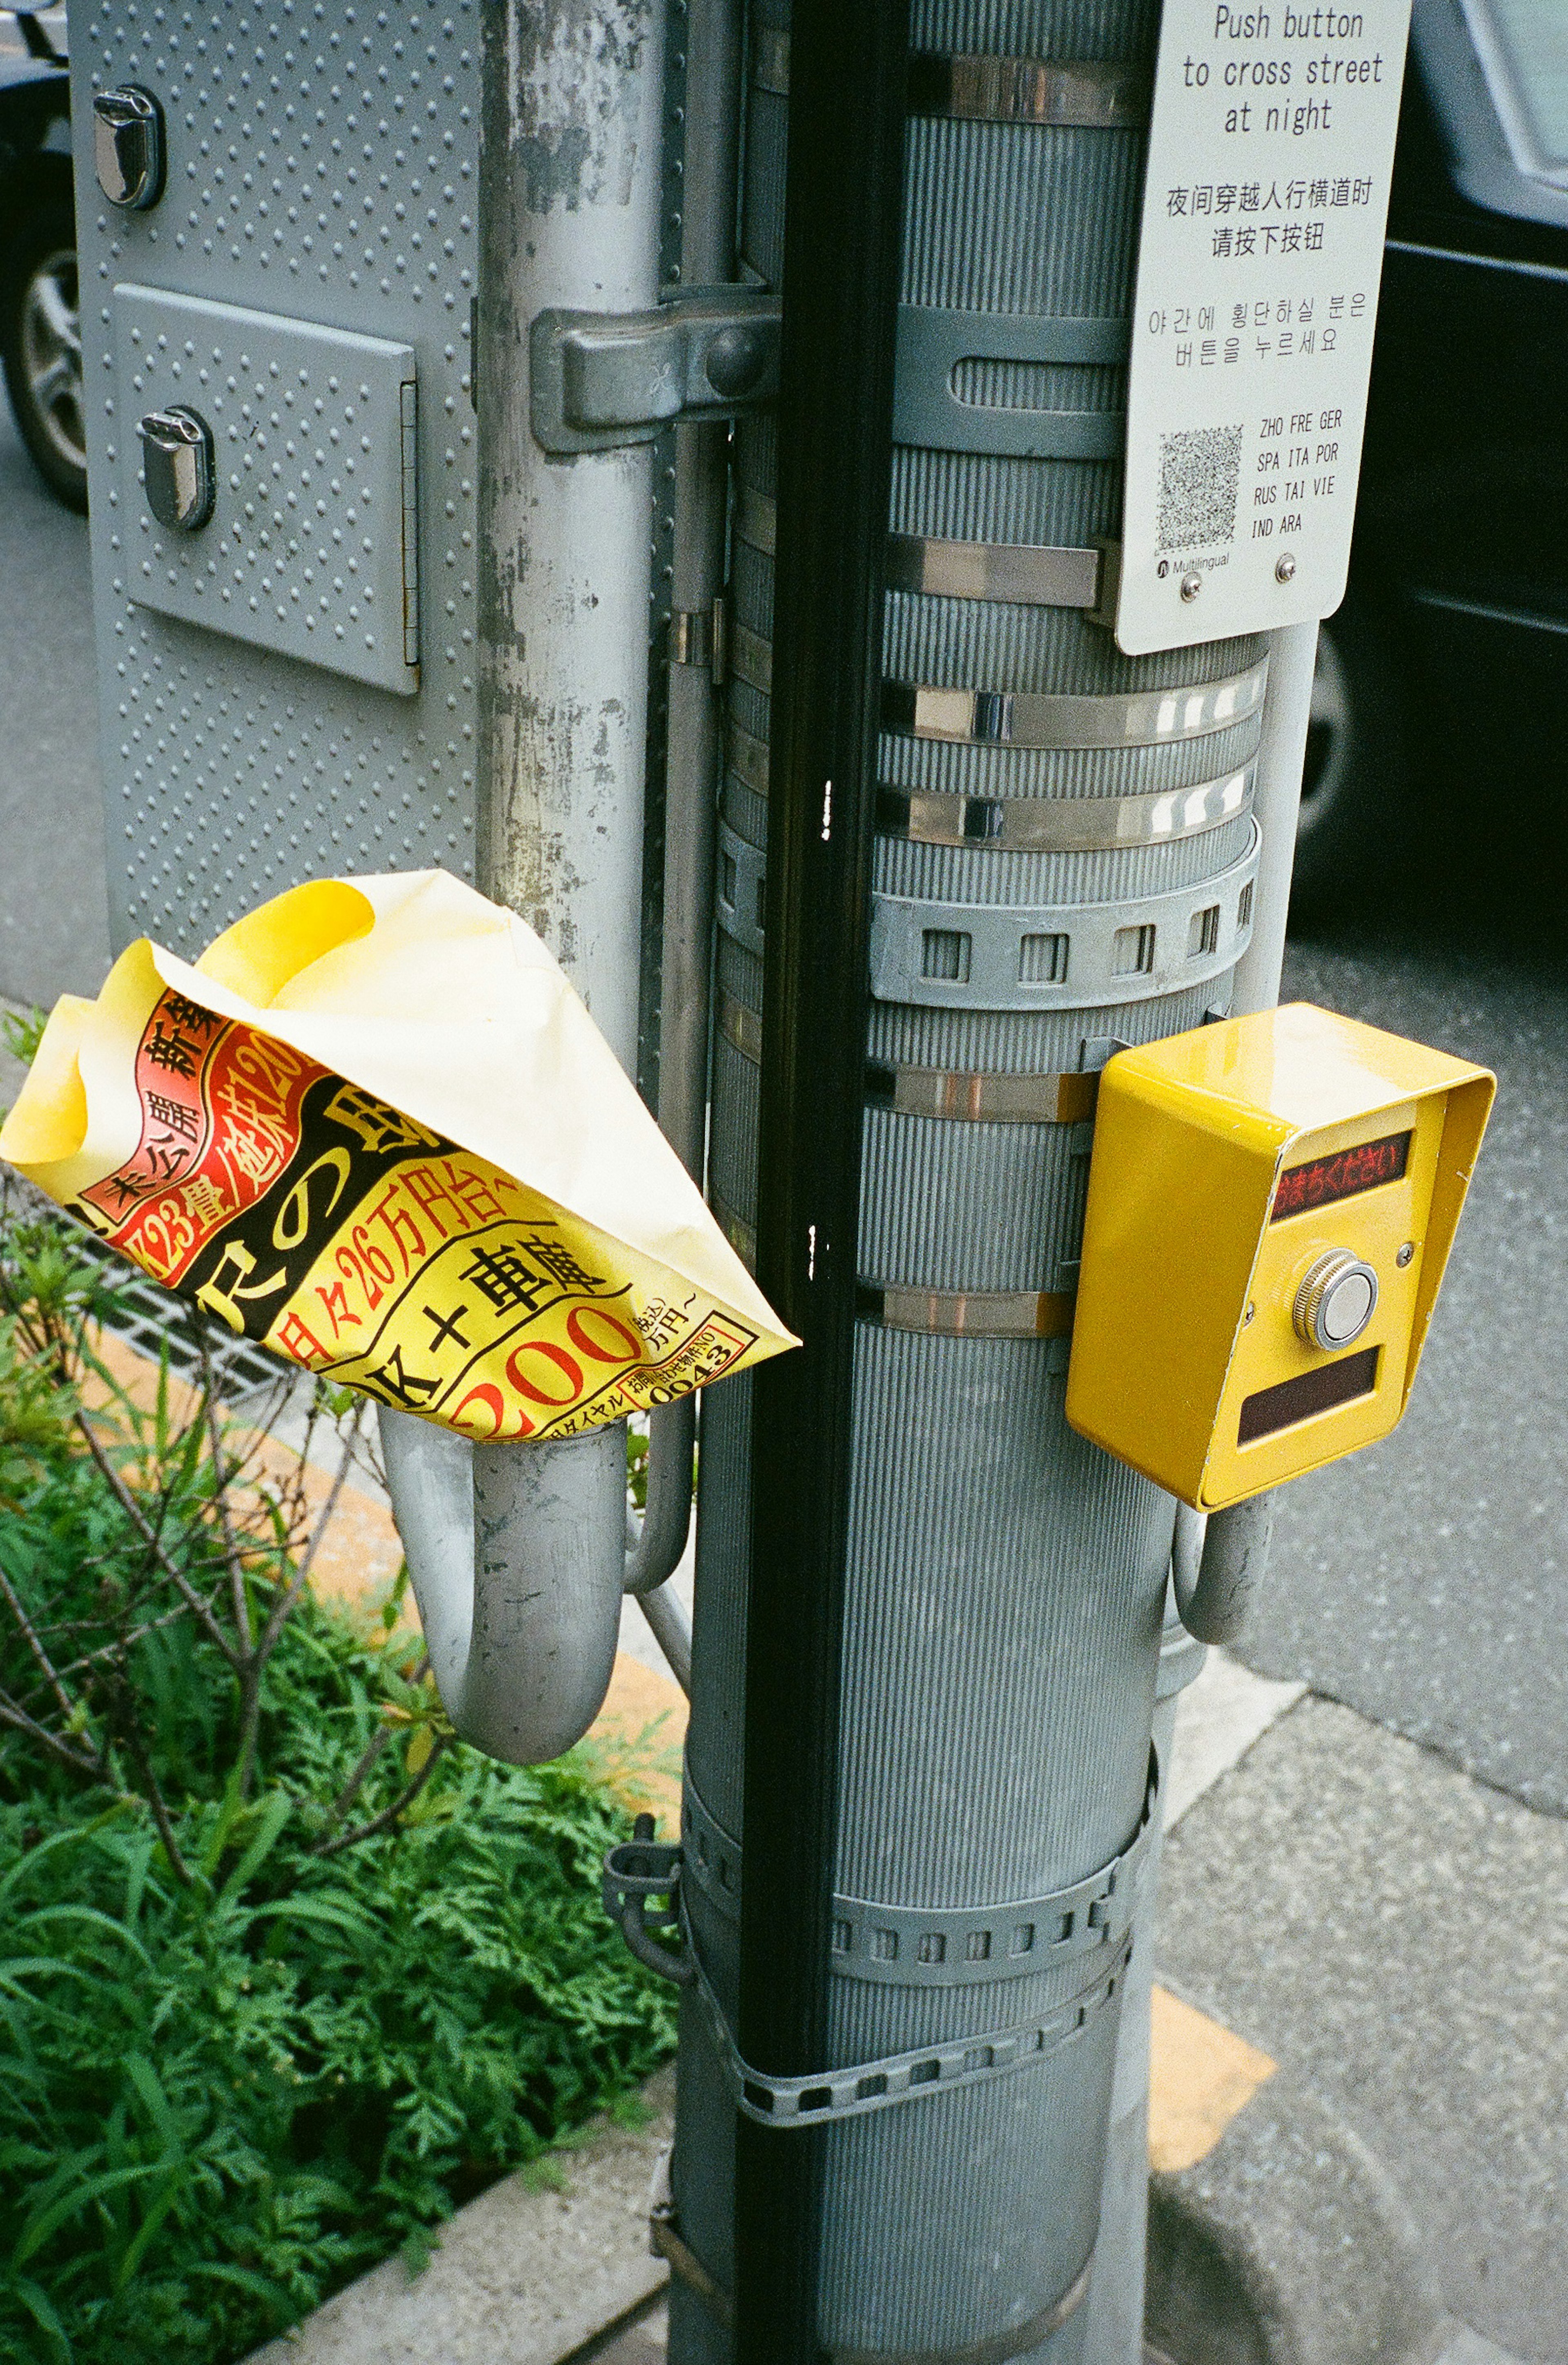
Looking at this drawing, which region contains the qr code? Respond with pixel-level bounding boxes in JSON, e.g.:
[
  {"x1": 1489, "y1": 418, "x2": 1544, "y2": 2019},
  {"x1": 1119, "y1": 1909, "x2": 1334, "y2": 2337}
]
[{"x1": 1157, "y1": 424, "x2": 1243, "y2": 550}]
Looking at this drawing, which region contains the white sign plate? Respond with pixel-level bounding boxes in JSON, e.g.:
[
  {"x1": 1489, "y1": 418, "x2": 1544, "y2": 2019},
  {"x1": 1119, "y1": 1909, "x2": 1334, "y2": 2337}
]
[{"x1": 1115, "y1": 0, "x2": 1412, "y2": 655}]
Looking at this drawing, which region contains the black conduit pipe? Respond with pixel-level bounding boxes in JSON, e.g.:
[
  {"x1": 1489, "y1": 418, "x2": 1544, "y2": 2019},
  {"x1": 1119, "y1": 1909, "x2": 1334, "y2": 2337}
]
[{"x1": 736, "y1": 7, "x2": 911, "y2": 2362}]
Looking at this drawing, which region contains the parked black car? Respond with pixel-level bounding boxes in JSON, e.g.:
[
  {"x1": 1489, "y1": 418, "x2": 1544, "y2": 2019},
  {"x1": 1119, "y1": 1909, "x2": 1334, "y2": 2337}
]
[
  {"x1": 1290, "y1": 0, "x2": 1568, "y2": 912},
  {"x1": 0, "y1": 9, "x2": 78, "y2": 509}
]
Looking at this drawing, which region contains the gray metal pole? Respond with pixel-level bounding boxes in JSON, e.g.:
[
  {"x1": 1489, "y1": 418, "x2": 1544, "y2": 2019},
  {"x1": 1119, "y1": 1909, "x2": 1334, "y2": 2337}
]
[{"x1": 668, "y1": 0, "x2": 1282, "y2": 2354}]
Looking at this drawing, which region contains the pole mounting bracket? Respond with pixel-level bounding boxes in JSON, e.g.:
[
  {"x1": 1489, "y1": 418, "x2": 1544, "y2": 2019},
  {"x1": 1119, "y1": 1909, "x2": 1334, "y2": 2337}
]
[{"x1": 531, "y1": 286, "x2": 782, "y2": 455}]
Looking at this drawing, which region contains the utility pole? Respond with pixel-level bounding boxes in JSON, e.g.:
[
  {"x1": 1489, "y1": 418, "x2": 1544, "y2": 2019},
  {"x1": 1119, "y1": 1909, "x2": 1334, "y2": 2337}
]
[{"x1": 69, "y1": 2, "x2": 1435, "y2": 2358}]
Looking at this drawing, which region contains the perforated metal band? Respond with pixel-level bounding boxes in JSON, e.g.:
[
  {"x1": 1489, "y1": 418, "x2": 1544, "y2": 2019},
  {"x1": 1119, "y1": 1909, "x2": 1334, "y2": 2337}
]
[
  {"x1": 717, "y1": 818, "x2": 767, "y2": 955},
  {"x1": 870, "y1": 818, "x2": 1260, "y2": 1010},
  {"x1": 894, "y1": 307, "x2": 1128, "y2": 459},
  {"x1": 878, "y1": 762, "x2": 1254, "y2": 854},
  {"x1": 885, "y1": 532, "x2": 1106, "y2": 609},
  {"x1": 688, "y1": 1907, "x2": 1131, "y2": 2126},
  {"x1": 857, "y1": 1285, "x2": 1076, "y2": 1340},
  {"x1": 710, "y1": 1191, "x2": 757, "y2": 1272},
  {"x1": 866, "y1": 1061, "x2": 1097, "y2": 1125},
  {"x1": 909, "y1": 53, "x2": 1149, "y2": 127},
  {"x1": 675, "y1": 1753, "x2": 1158, "y2": 1975},
  {"x1": 881, "y1": 659, "x2": 1269, "y2": 751}
]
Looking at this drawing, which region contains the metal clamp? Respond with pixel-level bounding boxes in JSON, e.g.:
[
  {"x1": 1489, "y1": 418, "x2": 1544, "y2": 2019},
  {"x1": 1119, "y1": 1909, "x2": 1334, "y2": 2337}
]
[
  {"x1": 601, "y1": 1823, "x2": 694, "y2": 1987},
  {"x1": 894, "y1": 307, "x2": 1128, "y2": 460},
  {"x1": 908, "y1": 54, "x2": 1150, "y2": 127},
  {"x1": 531, "y1": 287, "x2": 781, "y2": 454},
  {"x1": 689, "y1": 1913, "x2": 1131, "y2": 2127},
  {"x1": 877, "y1": 762, "x2": 1254, "y2": 854},
  {"x1": 870, "y1": 820, "x2": 1260, "y2": 1012},
  {"x1": 855, "y1": 1285, "x2": 1076, "y2": 1342},
  {"x1": 881, "y1": 659, "x2": 1270, "y2": 751},
  {"x1": 679, "y1": 1754, "x2": 1159, "y2": 1986},
  {"x1": 717, "y1": 819, "x2": 768, "y2": 957},
  {"x1": 717, "y1": 986, "x2": 1109, "y2": 1129},
  {"x1": 885, "y1": 532, "x2": 1110, "y2": 611}
]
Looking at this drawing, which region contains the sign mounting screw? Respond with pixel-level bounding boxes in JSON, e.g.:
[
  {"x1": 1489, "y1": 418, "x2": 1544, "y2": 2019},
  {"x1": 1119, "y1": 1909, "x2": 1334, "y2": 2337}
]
[
  {"x1": 1180, "y1": 572, "x2": 1201, "y2": 603},
  {"x1": 1275, "y1": 552, "x2": 1297, "y2": 585}
]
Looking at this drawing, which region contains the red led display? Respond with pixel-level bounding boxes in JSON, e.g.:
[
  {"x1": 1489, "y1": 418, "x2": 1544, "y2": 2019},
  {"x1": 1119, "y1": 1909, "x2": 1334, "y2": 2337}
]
[{"x1": 1270, "y1": 1129, "x2": 1411, "y2": 1222}]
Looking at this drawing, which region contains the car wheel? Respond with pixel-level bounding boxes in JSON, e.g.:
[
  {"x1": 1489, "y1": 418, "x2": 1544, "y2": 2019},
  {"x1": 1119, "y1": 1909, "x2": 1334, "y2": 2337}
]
[
  {"x1": 1289, "y1": 597, "x2": 1406, "y2": 922},
  {"x1": 1, "y1": 192, "x2": 88, "y2": 513}
]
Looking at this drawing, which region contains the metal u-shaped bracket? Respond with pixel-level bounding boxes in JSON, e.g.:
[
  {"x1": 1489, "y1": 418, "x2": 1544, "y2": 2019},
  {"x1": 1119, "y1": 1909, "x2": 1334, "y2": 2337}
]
[{"x1": 379, "y1": 1398, "x2": 695, "y2": 1767}]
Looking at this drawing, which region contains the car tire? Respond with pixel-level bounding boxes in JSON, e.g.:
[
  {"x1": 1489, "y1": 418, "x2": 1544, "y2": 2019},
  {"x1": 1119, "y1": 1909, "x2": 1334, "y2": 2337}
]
[
  {"x1": 1289, "y1": 596, "x2": 1407, "y2": 923},
  {"x1": 1, "y1": 180, "x2": 88, "y2": 513}
]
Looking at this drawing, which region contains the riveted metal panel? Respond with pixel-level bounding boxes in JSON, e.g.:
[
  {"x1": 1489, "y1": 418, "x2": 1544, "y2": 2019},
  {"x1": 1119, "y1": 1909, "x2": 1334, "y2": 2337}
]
[
  {"x1": 114, "y1": 285, "x2": 418, "y2": 695},
  {"x1": 72, "y1": 0, "x2": 480, "y2": 960}
]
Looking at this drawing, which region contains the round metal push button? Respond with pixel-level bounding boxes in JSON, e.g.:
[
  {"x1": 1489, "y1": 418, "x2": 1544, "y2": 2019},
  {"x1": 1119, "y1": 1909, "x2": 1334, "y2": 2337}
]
[{"x1": 1293, "y1": 1249, "x2": 1379, "y2": 1352}]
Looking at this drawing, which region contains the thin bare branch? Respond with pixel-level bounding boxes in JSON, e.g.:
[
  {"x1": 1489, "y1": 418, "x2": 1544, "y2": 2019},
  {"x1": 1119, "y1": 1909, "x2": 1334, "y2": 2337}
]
[
  {"x1": 118, "y1": 1723, "x2": 194, "y2": 1886},
  {"x1": 0, "y1": 1690, "x2": 103, "y2": 1777},
  {"x1": 253, "y1": 1408, "x2": 363, "y2": 1663},
  {"x1": 316, "y1": 1654, "x2": 431, "y2": 1835},
  {"x1": 0, "y1": 1561, "x2": 79, "y2": 1723},
  {"x1": 52, "y1": 1599, "x2": 196, "y2": 1680},
  {"x1": 194, "y1": 1322, "x2": 252, "y2": 1654},
  {"x1": 72, "y1": 1413, "x2": 241, "y2": 1666},
  {"x1": 309, "y1": 1730, "x2": 452, "y2": 1859}
]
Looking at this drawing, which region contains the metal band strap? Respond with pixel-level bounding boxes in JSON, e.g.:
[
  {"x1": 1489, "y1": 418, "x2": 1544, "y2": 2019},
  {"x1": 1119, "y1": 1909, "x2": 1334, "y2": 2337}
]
[
  {"x1": 885, "y1": 532, "x2": 1105, "y2": 610},
  {"x1": 866, "y1": 1060, "x2": 1097, "y2": 1126},
  {"x1": 684, "y1": 1892, "x2": 1132, "y2": 2126},
  {"x1": 715, "y1": 986, "x2": 765, "y2": 1067},
  {"x1": 869, "y1": 818, "x2": 1261, "y2": 1012},
  {"x1": 751, "y1": 22, "x2": 790, "y2": 96},
  {"x1": 878, "y1": 761, "x2": 1254, "y2": 854},
  {"x1": 709, "y1": 1190, "x2": 757, "y2": 1273},
  {"x1": 908, "y1": 53, "x2": 1149, "y2": 128},
  {"x1": 653, "y1": 2205, "x2": 1091, "y2": 2365},
  {"x1": 741, "y1": 499, "x2": 1111, "y2": 619},
  {"x1": 729, "y1": 618, "x2": 773, "y2": 698},
  {"x1": 682, "y1": 1758, "x2": 1159, "y2": 1988},
  {"x1": 755, "y1": 29, "x2": 1147, "y2": 133},
  {"x1": 856, "y1": 1285, "x2": 1075, "y2": 1340},
  {"x1": 894, "y1": 308, "x2": 1128, "y2": 460},
  {"x1": 717, "y1": 818, "x2": 767, "y2": 956},
  {"x1": 881, "y1": 658, "x2": 1269, "y2": 750},
  {"x1": 831, "y1": 2266, "x2": 1094, "y2": 2365},
  {"x1": 651, "y1": 2207, "x2": 735, "y2": 2332},
  {"x1": 670, "y1": 607, "x2": 714, "y2": 667},
  {"x1": 726, "y1": 715, "x2": 771, "y2": 796},
  {"x1": 718, "y1": 987, "x2": 1102, "y2": 1128},
  {"x1": 736, "y1": 481, "x2": 776, "y2": 557}
]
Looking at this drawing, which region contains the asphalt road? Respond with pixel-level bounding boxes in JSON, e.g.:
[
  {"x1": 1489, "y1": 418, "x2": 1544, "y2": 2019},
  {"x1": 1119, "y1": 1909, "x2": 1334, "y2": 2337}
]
[
  {"x1": 3, "y1": 395, "x2": 1566, "y2": 1817},
  {"x1": 0, "y1": 404, "x2": 111, "y2": 1010}
]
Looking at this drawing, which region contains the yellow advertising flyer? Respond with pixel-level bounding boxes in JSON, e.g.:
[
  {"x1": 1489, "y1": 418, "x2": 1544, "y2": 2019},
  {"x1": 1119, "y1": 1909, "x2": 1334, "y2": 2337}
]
[{"x1": 0, "y1": 872, "x2": 795, "y2": 1440}]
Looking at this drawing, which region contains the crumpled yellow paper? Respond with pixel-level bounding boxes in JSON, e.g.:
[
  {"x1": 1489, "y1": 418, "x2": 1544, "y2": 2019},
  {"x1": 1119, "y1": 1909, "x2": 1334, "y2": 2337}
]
[{"x1": 0, "y1": 871, "x2": 795, "y2": 1440}]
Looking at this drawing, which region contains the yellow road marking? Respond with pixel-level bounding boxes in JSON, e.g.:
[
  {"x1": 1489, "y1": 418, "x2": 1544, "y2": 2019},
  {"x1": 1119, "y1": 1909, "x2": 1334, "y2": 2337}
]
[{"x1": 1148, "y1": 1983, "x2": 1276, "y2": 2171}]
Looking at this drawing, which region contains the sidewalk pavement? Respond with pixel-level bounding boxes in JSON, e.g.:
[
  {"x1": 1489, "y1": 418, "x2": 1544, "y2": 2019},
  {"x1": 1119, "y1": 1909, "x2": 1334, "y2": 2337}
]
[{"x1": 248, "y1": 1641, "x2": 1564, "y2": 2365}]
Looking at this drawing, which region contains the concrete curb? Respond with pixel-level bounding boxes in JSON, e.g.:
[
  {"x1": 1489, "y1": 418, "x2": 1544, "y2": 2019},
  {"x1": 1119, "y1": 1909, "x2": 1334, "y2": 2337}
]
[
  {"x1": 247, "y1": 2069, "x2": 673, "y2": 2365},
  {"x1": 1146, "y1": 2062, "x2": 1447, "y2": 2365}
]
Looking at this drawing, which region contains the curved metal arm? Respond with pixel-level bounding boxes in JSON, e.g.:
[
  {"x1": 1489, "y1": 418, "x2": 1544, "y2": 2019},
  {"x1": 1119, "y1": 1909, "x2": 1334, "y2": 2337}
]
[
  {"x1": 1171, "y1": 1493, "x2": 1276, "y2": 1646},
  {"x1": 624, "y1": 1398, "x2": 696, "y2": 1595},
  {"x1": 379, "y1": 1406, "x2": 628, "y2": 1764}
]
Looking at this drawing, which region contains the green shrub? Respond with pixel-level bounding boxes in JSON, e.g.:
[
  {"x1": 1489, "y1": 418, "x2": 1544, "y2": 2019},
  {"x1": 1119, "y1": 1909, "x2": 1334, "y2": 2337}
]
[{"x1": 0, "y1": 1199, "x2": 677, "y2": 2363}]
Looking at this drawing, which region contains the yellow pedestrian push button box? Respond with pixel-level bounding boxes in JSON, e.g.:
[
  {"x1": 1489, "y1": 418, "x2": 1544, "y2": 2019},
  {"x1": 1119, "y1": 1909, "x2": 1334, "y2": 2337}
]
[{"x1": 1065, "y1": 1004, "x2": 1494, "y2": 1511}]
